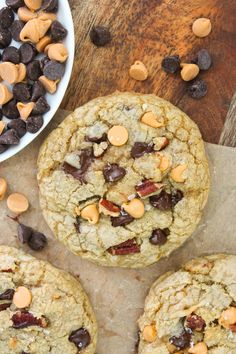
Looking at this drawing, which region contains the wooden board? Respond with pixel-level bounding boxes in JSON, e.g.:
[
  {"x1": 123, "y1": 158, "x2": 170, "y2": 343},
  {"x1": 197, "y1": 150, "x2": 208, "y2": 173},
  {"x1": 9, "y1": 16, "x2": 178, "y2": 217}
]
[{"x1": 61, "y1": 0, "x2": 236, "y2": 144}]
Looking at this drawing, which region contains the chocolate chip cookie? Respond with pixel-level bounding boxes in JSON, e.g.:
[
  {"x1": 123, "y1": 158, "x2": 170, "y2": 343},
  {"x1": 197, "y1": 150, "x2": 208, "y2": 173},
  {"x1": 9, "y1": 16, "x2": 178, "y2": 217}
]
[
  {"x1": 138, "y1": 254, "x2": 236, "y2": 353},
  {"x1": 0, "y1": 246, "x2": 97, "y2": 353},
  {"x1": 37, "y1": 92, "x2": 210, "y2": 268}
]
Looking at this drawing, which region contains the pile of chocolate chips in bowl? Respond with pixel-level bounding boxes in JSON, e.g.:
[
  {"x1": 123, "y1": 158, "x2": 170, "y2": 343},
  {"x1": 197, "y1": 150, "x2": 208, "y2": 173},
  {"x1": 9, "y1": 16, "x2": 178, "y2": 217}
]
[{"x1": 0, "y1": 0, "x2": 68, "y2": 154}]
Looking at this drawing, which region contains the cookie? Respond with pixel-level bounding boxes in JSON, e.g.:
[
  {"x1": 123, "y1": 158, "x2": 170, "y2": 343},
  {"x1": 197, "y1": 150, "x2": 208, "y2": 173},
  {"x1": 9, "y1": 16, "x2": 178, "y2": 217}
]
[
  {"x1": 0, "y1": 246, "x2": 97, "y2": 353},
  {"x1": 138, "y1": 254, "x2": 236, "y2": 353},
  {"x1": 37, "y1": 92, "x2": 210, "y2": 268}
]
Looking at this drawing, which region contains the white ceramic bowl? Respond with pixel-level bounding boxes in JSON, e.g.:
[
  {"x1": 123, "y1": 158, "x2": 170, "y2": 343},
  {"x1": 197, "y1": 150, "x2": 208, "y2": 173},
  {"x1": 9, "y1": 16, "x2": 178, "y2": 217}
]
[{"x1": 0, "y1": 0, "x2": 74, "y2": 162}]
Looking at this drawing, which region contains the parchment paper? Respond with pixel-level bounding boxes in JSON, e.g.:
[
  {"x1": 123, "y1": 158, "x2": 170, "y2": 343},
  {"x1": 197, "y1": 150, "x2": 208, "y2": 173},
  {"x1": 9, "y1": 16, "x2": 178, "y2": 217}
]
[{"x1": 1, "y1": 110, "x2": 236, "y2": 354}]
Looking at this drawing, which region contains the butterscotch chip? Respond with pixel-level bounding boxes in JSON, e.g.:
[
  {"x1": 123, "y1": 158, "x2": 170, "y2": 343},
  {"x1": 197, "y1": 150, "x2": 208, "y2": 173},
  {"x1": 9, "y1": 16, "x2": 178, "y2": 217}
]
[
  {"x1": 16, "y1": 63, "x2": 27, "y2": 83},
  {"x1": 129, "y1": 61, "x2": 148, "y2": 81},
  {"x1": 0, "y1": 121, "x2": 6, "y2": 136},
  {"x1": 0, "y1": 62, "x2": 19, "y2": 84},
  {"x1": 24, "y1": 0, "x2": 42, "y2": 11},
  {"x1": 13, "y1": 286, "x2": 32, "y2": 308},
  {"x1": 122, "y1": 198, "x2": 145, "y2": 219},
  {"x1": 141, "y1": 112, "x2": 164, "y2": 128},
  {"x1": 107, "y1": 125, "x2": 129, "y2": 146},
  {"x1": 36, "y1": 35, "x2": 51, "y2": 52},
  {"x1": 17, "y1": 102, "x2": 35, "y2": 120},
  {"x1": 80, "y1": 204, "x2": 99, "y2": 224},
  {"x1": 7, "y1": 192, "x2": 29, "y2": 214},
  {"x1": 37, "y1": 12, "x2": 57, "y2": 21},
  {"x1": 20, "y1": 18, "x2": 52, "y2": 43},
  {"x1": 0, "y1": 177, "x2": 7, "y2": 200},
  {"x1": 192, "y1": 18, "x2": 212, "y2": 38},
  {"x1": 47, "y1": 43, "x2": 68, "y2": 63},
  {"x1": 142, "y1": 325, "x2": 157, "y2": 343},
  {"x1": 170, "y1": 164, "x2": 187, "y2": 182},
  {"x1": 18, "y1": 6, "x2": 37, "y2": 22},
  {"x1": 0, "y1": 83, "x2": 13, "y2": 105},
  {"x1": 180, "y1": 63, "x2": 199, "y2": 81},
  {"x1": 39, "y1": 75, "x2": 58, "y2": 94}
]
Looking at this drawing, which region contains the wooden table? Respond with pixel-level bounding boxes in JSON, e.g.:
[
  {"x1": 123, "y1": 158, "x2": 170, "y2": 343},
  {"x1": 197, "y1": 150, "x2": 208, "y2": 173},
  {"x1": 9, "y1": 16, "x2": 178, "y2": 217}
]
[{"x1": 62, "y1": 0, "x2": 236, "y2": 146}]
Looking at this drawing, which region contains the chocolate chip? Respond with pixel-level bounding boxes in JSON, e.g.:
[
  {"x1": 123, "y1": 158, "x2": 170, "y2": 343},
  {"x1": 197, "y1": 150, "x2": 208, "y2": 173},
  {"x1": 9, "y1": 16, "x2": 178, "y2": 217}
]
[
  {"x1": 31, "y1": 81, "x2": 46, "y2": 102},
  {"x1": 40, "y1": 56, "x2": 50, "y2": 71},
  {"x1": 169, "y1": 330, "x2": 191, "y2": 349},
  {"x1": 171, "y1": 189, "x2": 183, "y2": 206},
  {"x1": 161, "y1": 55, "x2": 181, "y2": 74},
  {"x1": 149, "y1": 190, "x2": 172, "y2": 210},
  {"x1": 111, "y1": 211, "x2": 134, "y2": 227},
  {"x1": 0, "y1": 303, "x2": 11, "y2": 311},
  {"x1": 26, "y1": 60, "x2": 42, "y2": 81},
  {"x1": 19, "y1": 43, "x2": 37, "y2": 64},
  {"x1": 26, "y1": 115, "x2": 44, "y2": 134},
  {"x1": 107, "y1": 238, "x2": 140, "y2": 255},
  {"x1": 0, "y1": 7, "x2": 14, "y2": 29},
  {"x1": 50, "y1": 20, "x2": 67, "y2": 42},
  {"x1": 2, "y1": 46, "x2": 20, "y2": 64},
  {"x1": 2, "y1": 99, "x2": 19, "y2": 119},
  {"x1": 131, "y1": 142, "x2": 154, "y2": 158},
  {"x1": 185, "y1": 314, "x2": 206, "y2": 331},
  {"x1": 28, "y1": 231, "x2": 47, "y2": 251},
  {"x1": 0, "y1": 288, "x2": 15, "y2": 300},
  {"x1": 74, "y1": 216, "x2": 80, "y2": 233},
  {"x1": 10, "y1": 20, "x2": 24, "y2": 42},
  {"x1": 188, "y1": 79, "x2": 207, "y2": 99},
  {"x1": 6, "y1": 0, "x2": 24, "y2": 10},
  {"x1": 8, "y1": 119, "x2": 26, "y2": 138},
  {"x1": 69, "y1": 328, "x2": 91, "y2": 351},
  {"x1": 0, "y1": 144, "x2": 8, "y2": 154},
  {"x1": 196, "y1": 49, "x2": 212, "y2": 71},
  {"x1": 0, "y1": 129, "x2": 20, "y2": 145},
  {"x1": 85, "y1": 133, "x2": 107, "y2": 143},
  {"x1": 32, "y1": 96, "x2": 50, "y2": 115},
  {"x1": 41, "y1": 0, "x2": 58, "y2": 12},
  {"x1": 0, "y1": 110, "x2": 2, "y2": 120},
  {"x1": 0, "y1": 28, "x2": 12, "y2": 49},
  {"x1": 149, "y1": 228, "x2": 169, "y2": 246},
  {"x1": 90, "y1": 25, "x2": 111, "y2": 47},
  {"x1": 13, "y1": 83, "x2": 31, "y2": 102},
  {"x1": 11, "y1": 311, "x2": 48, "y2": 329},
  {"x1": 43, "y1": 60, "x2": 65, "y2": 80},
  {"x1": 103, "y1": 163, "x2": 126, "y2": 182},
  {"x1": 63, "y1": 148, "x2": 94, "y2": 183},
  {"x1": 17, "y1": 223, "x2": 32, "y2": 243}
]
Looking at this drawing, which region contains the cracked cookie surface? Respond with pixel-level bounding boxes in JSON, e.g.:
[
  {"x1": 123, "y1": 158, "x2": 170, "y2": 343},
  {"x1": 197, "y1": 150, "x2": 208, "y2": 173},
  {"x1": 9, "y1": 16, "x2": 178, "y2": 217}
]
[
  {"x1": 138, "y1": 254, "x2": 236, "y2": 354},
  {"x1": 37, "y1": 92, "x2": 210, "y2": 268},
  {"x1": 0, "y1": 246, "x2": 97, "y2": 354}
]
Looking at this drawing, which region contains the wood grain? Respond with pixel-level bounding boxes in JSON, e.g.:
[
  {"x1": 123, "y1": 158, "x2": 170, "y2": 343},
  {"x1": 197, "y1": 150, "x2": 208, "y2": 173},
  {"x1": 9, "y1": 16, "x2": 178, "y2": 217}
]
[
  {"x1": 61, "y1": 0, "x2": 236, "y2": 144},
  {"x1": 219, "y1": 92, "x2": 236, "y2": 147}
]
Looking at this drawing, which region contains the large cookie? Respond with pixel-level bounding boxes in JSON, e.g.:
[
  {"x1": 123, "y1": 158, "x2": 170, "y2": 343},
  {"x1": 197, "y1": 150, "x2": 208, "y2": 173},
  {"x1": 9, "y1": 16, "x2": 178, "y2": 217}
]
[
  {"x1": 37, "y1": 92, "x2": 210, "y2": 268},
  {"x1": 0, "y1": 246, "x2": 97, "y2": 354},
  {"x1": 138, "y1": 254, "x2": 236, "y2": 353}
]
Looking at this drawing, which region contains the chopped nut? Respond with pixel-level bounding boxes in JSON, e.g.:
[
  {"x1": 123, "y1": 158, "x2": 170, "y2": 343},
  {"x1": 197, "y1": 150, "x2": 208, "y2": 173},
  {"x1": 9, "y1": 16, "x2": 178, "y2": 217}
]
[
  {"x1": 135, "y1": 180, "x2": 164, "y2": 198},
  {"x1": 159, "y1": 155, "x2": 170, "y2": 171},
  {"x1": 142, "y1": 324, "x2": 157, "y2": 343},
  {"x1": 170, "y1": 164, "x2": 187, "y2": 182},
  {"x1": 99, "y1": 199, "x2": 120, "y2": 217},
  {"x1": 93, "y1": 141, "x2": 108, "y2": 157},
  {"x1": 81, "y1": 204, "x2": 99, "y2": 224},
  {"x1": 141, "y1": 112, "x2": 165, "y2": 128}
]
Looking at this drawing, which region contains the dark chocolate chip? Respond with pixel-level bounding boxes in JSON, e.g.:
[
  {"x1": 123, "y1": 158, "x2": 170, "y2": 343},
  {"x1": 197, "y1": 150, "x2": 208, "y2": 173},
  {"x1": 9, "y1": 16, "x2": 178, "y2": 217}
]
[
  {"x1": 41, "y1": 0, "x2": 58, "y2": 12},
  {"x1": 0, "y1": 129, "x2": 20, "y2": 145},
  {"x1": 10, "y1": 20, "x2": 24, "y2": 42},
  {"x1": 0, "y1": 288, "x2": 15, "y2": 300},
  {"x1": 69, "y1": 328, "x2": 91, "y2": 350},
  {"x1": 26, "y1": 60, "x2": 42, "y2": 81},
  {"x1": 28, "y1": 231, "x2": 47, "y2": 251},
  {"x1": 40, "y1": 56, "x2": 50, "y2": 71},
  {"x1": 149, "y1": 190, "x2": 172, "y2": 210},
  {"x1": 85, "y1": 133, "x2": 107, "y2": 143},
  {"x1": 185, "y1": 314, "x2": 206, "y2": 331},
  {"x1": 0, "y1": 7, "x2": 14, "y2": 29},
  {"x1": 161, "y1": 55, "x2": 181, "y2": 74},
  {"x1": 17, "y1": 223, "x2": 33, "y2": 243},
  {"x1": 111, "y1": 211, "x2": 134, "y2": 227},
  {"x1": 50, "y1": 20, "x2": 67, "y2": 42},
  {"x1": 90, "y1": 25, "x2": 111, "y2": 47},
  {"x1": 43, "y1": 60, "x2": 65, "y2": 80},
  {"x1": 26, "y1": 115, "x2": 44, "y2": 134},
  {"x1": 8, "y1": 119, "x2": 26, "y2": 138},
  {"x1": 169, "y1": 330, "x2": 191, "y2": 349},
  {"x1": 107, "y1": 238, "x2": 140, "y2": 255},
  {"x1": 13, "y1": 83, "x2": 31, "y2": 102},
  {"x1": 2, "y1": 46, "x2": 20, "y2": 64},
  {"x1": 0, "y1": 144, "x2": 8, "y2": 154},
  {"x1": 196, "y1": 49, "x2": 212, "y2": 71},
  {"x1": 6, "y1": 0, "x2": 24, "y2": 10},
  {"x1": 32, "y1": 96, "x2": 50, "y2": 115},
  {"x1": 0, "y1": 110, "x2": 2, "y2": 120},
  {"x1": 188, "y1": 79, "x2": 207, "y2": 99},
  {"x1": 63, "y1": 148, "x2": 94, "y2": 184},
  {"x1": 103, "y1": 163, "x2": 126, "y2": 182},
  {"x1": 149, "y1": 228, "x2": 169, "y2": 246},
  {"x1": 171, "y1": 189, "x2": 183, "y2": 206},
  {"x1": 0, "y1": 28, "x2": 12, "y2": 49},
  {"x1": 31, "y1": 81, "x2": 46, "y2": 102},
  {"x1": 131, "y1": 142, "x2": 154, "y2": 159},
  {"x1": 2, "y1": 99, "x2": 19, "y2": 119},
  {"x1": 19, "y1": 42, "x2": 37, "y2": 64}
]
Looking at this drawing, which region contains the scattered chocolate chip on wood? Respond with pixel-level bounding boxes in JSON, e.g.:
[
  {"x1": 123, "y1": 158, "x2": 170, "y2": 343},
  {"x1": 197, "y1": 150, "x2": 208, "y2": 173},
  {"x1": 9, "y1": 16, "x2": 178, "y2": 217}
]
[
  {"x1": 17, "y1": 223, "x2": 47, "y2": 251},
  {"x1": 161, "y1": 55, "x2": 181, "y2": 74},
  {"x1": 90, "y1": 25, "x2": 111, "y2": 47},
  {"x1": 196, "y1": 49, "x2": 212, "y2": 71},
  {"x1": 188, "y1": 79, "x2": 207, "y2": 99}
]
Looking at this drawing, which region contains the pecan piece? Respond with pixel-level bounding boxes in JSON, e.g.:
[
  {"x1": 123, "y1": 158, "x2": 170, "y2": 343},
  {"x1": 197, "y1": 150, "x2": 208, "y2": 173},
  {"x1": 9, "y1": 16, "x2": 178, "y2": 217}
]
[
  {"x1": 135, "y1": 180, "x2": 164, "y2": 198},
  {"x1": 107, "y1": 238, "x2": 140, "y2": 255},
  {"x1": 99, "y1": 199, "x2": 120, "y2": 217},
  {"x1": 0, "y1": 303, "x2": 11, "y2": 311},
  {"x1": 185, "y1": 313, "x2": 206, "y2": 331},
  {"x1": 11, "y1": 311, "x2": 48, "y2": 329}
]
